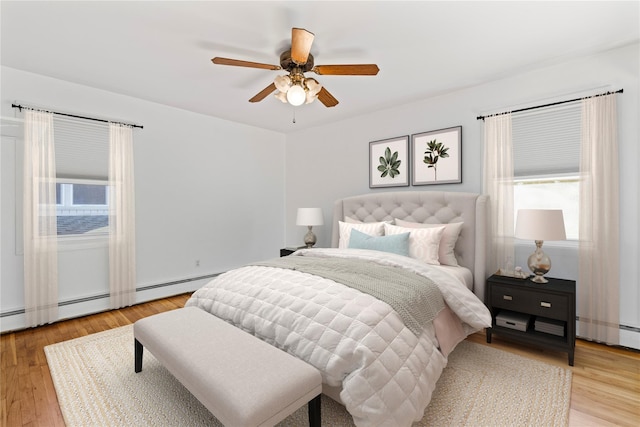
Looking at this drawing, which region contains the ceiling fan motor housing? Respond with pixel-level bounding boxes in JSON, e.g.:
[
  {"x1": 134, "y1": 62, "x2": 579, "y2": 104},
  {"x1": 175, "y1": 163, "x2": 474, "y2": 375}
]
[{"x1": 280, "y1": 50, "x2": 314, "y2": 72}]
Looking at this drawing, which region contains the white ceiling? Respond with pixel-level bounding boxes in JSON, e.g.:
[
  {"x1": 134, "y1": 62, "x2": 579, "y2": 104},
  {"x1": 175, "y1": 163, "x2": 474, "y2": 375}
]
[{"x1": 2, "y1": 1, "x2": 638, "y2": 133}]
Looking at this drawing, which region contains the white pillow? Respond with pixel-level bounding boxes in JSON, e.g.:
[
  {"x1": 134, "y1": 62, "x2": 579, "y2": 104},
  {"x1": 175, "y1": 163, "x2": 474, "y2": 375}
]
[
  {"x1": 345, "y1": 216, "x2": 394, "y2": 225},
  {"x1": 394, "y1": 219, "x2": 464, "y2": 266},
  {"x1": 338, "y1": 221, "x2": 386, "y2": 248},
  {"x1": 384, "y1": 223, "x2": 446, "y2": 265}
]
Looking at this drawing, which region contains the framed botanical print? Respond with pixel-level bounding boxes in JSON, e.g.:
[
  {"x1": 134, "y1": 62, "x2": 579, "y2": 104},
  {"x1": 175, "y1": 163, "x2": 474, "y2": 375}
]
[
  {"x1": 369, "y1": 136, "x2": 409, "y2": 188},
  {"x1": 411, "y1": 126, "x2": 462, "y2": 185}
]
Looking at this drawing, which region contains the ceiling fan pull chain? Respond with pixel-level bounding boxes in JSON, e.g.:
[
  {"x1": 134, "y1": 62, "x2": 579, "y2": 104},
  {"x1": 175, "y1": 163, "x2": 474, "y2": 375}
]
[{"x1": 292, "y1": 108, "x2": 296, "y2": 124}]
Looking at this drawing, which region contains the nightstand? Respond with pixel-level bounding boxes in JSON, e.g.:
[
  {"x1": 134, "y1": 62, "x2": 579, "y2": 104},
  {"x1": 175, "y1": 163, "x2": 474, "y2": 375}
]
[
  {"x1": 485, "y1": 274, "x2": 576, "y2": 366},
  {"x1": 280, "y1": 247, "x2": 305, "y2": 257}
]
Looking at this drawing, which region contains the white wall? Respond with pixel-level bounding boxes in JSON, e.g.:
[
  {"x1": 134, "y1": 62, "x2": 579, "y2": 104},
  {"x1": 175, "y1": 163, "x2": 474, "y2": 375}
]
[
  {"x1": 2, "y1": 43, "x2": 638, "y2": 348},
  {"x1": 284, "y1": 43, "x2": 640, "y2": 349},
  {"x1": 1, "y1": 67, "x2": 286, "y2": 331}
]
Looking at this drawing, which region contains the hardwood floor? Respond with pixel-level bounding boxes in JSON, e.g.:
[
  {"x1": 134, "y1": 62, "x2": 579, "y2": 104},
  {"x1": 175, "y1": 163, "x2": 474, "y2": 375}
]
[
  {"x1": 1, "y1": 293, "x2": 639, "y2": 426},
  {"x1": 0, "y1": 294, "x2": 189, "y2": 427}
]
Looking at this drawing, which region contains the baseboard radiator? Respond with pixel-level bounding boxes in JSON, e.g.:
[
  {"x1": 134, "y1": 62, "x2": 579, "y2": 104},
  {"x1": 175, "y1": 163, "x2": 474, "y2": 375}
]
[{"x1": 0, "y1": 272, "x2": 219, "y2": 320}]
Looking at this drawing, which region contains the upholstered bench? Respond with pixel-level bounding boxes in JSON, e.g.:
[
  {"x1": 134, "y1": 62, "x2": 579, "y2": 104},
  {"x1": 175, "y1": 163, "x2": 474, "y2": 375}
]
[{"x1": 134, "y1": 306, "x2": 322, "y2": 427}]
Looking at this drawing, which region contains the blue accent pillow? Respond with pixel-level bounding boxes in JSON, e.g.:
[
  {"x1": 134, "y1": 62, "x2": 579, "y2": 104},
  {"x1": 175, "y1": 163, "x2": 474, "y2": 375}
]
[{"x1": 348, "y1": 229, "x2": 410, "y2": 257}]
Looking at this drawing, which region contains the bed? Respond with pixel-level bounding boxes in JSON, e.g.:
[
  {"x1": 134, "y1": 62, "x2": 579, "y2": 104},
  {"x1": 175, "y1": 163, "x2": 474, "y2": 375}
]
[{"x1": 186, "y1": 190, "x2": 491, "y2": 427}]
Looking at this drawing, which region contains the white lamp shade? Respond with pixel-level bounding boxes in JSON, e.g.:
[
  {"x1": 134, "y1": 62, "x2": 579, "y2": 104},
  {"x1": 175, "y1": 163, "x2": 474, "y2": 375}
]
[
  {"x1": 296, "y1": 208, "x2": 323, "y2": 226},
  {"x1": 274, "y1": 75, "x2": 291, "y2": 93},
  {"x1": 304, "y1": 78, "x2": 321, "y2": 104},
  {"x1": 515, "y1": 209, "x2": 566, "y2": 241},
  {"x1": 305, "y1": 78, "x2": 322, "y2": 96},
  {"x1": 274, "y1": 91, "x2": 288, "y2": 103},
  {"x1": 286, "y1": 84, "x2": 306, "y2": 106}
]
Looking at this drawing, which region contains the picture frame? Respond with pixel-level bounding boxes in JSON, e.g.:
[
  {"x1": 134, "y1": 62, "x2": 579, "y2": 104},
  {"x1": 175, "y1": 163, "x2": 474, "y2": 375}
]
[
  {"x1": 411, "y1": 126, "x2": 462, "y2": 185},
  {"x1": 369, "y1": 136, "x2": 409, "y2": 188}
]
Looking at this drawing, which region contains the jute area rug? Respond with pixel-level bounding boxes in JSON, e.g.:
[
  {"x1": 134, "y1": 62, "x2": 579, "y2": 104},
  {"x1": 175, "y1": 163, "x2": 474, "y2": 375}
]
[{"x1": 45, "y1": 325, "x2": 571, "y2": 426}]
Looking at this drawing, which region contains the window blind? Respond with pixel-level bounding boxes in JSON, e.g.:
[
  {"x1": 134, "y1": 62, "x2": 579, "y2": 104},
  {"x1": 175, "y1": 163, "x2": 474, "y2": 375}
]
[
  {"x1": 54, "y1": 116, "x2": 109, "y2": 180},
  {"x1": 512, "y1": 101, "x2": 581, "y2": 177}
]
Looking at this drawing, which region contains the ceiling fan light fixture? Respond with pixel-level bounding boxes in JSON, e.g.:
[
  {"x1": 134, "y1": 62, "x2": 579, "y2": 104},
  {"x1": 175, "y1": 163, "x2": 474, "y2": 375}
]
[
  {"x1": 305, "y1": 91, "x2": 317, "y2": 104},
  {"x1": 304, "y1": 78, "x2": 322, "y2": 104},
  {"x1": 274, "y1": 91, "x2": 288, "y2": 103},
  {"x1": 274, "y1": 75, "x2": 291, "y2": 93},
  {"x1": 286, "y1": 84, "x2": 306, "y2": 106},
  {"x1": 305, "y1": 78, "x2": 322, "y2": 96}
]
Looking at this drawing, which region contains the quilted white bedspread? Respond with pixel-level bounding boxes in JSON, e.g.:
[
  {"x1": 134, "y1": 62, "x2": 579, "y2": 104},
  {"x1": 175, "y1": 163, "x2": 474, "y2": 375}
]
[{"x1": 186, "y1": 248, "x2": 491, "y2": 427}]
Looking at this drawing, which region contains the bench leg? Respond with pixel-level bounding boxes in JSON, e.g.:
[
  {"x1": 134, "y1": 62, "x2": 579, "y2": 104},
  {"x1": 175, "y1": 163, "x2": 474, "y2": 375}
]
[
  {"x1": 308, "y1": 394, "x2": 321, "y2": 427},
  {"x1": 134, "y1": 339, "x2": 143, "y2": 373}
]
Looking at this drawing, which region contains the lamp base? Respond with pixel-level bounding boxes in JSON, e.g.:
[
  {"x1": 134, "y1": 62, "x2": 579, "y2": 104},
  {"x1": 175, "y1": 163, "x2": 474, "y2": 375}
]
[
  {"x1": 303, "y1": 226, "x2": 317, "y2": 248},
  {"x1": 530, "y1": 274, "x2": 549, "y2": 284},
  {"x1": 527, "y1": 240, "x2": 551, "y2": 284}
]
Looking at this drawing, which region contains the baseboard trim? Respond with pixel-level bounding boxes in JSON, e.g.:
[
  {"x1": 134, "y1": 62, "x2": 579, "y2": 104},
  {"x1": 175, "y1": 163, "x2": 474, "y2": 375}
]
[
  {"x1": 620, "y1": 324, "x2": 640, "y2": 334},
  {"x1": 135, "y1": 273, "x2": 220, "y2": 292},
  {"x1": 0, "y1": 272, "x2": 220, "y2": 318}
]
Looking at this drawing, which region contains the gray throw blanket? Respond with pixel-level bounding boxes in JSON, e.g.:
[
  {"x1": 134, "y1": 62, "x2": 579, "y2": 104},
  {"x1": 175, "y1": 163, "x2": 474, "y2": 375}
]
[{"x1": 252, "y1": 256, "x2": 444, "y2": 336}]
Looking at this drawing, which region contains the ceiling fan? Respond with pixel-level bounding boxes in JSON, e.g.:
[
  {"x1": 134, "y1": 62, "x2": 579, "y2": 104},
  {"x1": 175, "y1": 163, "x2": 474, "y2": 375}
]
[{"x1": 211, "y1": 28, "x2": 380, "y2": 108}]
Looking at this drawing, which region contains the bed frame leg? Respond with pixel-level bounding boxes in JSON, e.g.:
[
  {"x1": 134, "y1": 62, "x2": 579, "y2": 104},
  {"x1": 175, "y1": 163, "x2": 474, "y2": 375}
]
[
  {"x1": 134, "y1": 339, "x2": 143, "y2": 373},
  {"x1": 308, "y1": 394, "x2": 321, "y2": 427}
]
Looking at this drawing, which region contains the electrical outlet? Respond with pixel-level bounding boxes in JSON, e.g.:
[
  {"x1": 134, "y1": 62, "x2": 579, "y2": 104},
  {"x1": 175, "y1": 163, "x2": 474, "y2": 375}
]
[{"x1": 195, "y1": 260, "x2": 200, "y2": 267}]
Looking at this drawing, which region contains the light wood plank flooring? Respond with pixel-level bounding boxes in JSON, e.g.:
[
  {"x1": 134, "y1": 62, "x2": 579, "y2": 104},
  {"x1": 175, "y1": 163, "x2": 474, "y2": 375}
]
[{"x1": 1, "y1": 293, "x2": 639, "y2": 426}]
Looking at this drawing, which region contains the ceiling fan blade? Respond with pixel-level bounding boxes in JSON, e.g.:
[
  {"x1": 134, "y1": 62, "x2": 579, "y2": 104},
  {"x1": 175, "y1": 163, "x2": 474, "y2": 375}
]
[
  {"x1": 291, "y1": 28, "x2": 315, "y2": 65},
  {"x1": 317, "y1": 87, "x2": 339, "y2": 107},
  {"x1": 249, "y1": 83, "x2": 277, "y2": 103},
  {"x1": 313, "y1": 64, "x2": 380, "y2": 76},
  {"x1": 212, "y1": 57, "x2": 281, "y2": 71}
]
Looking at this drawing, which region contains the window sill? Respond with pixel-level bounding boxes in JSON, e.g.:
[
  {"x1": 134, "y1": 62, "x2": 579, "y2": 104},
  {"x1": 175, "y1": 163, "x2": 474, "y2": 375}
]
[{"x1": 58, "y1": 233, "x2": 108, "y2": 251}]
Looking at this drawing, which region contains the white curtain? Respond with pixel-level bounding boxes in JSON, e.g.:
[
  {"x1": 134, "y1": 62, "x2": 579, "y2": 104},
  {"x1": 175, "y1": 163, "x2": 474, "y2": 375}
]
[
  {"x1": 483, "y1": 114, "x2": 515, "y2": 274},
  {"x1": 578, "y1": 94, "x2": 619, "y2": 344},
  {"x1": 109, "y1": 123, "x2": 137, "y2": 309},
  {"x1": 23, "y1": 110, "x2": 59, "y2": 327}
]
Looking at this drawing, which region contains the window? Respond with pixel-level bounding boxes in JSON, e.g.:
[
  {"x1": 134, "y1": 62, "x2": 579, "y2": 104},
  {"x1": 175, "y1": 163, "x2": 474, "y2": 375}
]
[
  {"x1": 72, "y1": 183, "x2": 107, "y2": 205},
  {"x1": 56, "y1": 179, "x2": 109, "y2": 236},
  {"x1": 14, "y1": 113, "x2": 111, "y2": 256},
  {"x1": 512, "y1": 102, "x2": 581, "y2": 241},
  {"x1": 53, "y1": 116, "x2": 110, "y2": 237}
]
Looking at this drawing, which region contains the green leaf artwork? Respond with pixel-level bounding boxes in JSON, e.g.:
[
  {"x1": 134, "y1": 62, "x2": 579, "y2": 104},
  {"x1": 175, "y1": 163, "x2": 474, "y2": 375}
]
[
  {"x1": 423, "y1": 139, "x2": 450, "y2": 181},
  {"x1": 377, "y1": 146, "x2": 401, "y2": 178}
]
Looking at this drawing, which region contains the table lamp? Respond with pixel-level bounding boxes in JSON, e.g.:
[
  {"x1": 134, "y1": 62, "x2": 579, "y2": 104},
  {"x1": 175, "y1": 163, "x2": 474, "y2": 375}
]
[
  {"x1": 515, "y1": 209, "x2": 566, "y2": 283},
  {"x1": 296, "y1": 208, "x2": 323, "y2": 248}
]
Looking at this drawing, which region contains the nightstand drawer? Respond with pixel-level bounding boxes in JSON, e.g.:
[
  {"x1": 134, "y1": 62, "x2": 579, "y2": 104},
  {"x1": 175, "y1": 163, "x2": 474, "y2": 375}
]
[{"x1": 491, "y1": 285, "x2": 568, "y2": 319}]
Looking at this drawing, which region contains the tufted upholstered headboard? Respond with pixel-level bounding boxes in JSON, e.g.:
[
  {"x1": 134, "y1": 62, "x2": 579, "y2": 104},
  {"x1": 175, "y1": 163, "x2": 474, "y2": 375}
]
[{"x1": 331, "y1": 191, "x2": 489, "y2": 301}]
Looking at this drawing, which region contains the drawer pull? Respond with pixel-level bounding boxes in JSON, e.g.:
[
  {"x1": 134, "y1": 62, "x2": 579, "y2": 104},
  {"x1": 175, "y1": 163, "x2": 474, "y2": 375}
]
[
  {"x1": 541, "y1": 301, "x2": 552, "y2": 308},
  {"x1": 503, "y1": 295, "x2": 513, "y2": 301}
]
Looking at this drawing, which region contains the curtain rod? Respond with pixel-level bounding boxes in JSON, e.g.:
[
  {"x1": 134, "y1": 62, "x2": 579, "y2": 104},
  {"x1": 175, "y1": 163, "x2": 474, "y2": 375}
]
[
  {"x1": 11, "y1": 103, "x2": 144, "y2": 129},
  {"x1": 476, "y1": 88, "x2": 623, "y2": 121}
]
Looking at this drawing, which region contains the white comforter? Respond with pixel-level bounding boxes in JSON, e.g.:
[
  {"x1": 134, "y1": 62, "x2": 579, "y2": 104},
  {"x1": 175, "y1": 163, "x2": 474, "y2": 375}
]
[{"x1": 186, "y1": 248, "x2": 491, "y2": 427}]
